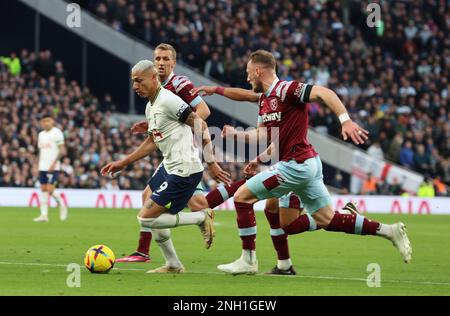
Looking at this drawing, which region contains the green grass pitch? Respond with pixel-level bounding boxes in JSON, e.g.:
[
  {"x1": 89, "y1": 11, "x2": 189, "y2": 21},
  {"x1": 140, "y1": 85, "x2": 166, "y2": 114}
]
[{"x1": 0, "y1": 207, "x2": 449, "y2": 296}]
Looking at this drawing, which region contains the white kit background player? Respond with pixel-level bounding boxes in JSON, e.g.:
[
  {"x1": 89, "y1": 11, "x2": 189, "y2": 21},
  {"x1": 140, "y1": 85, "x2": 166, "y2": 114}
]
[{"x1": 34, "y1": 114, "x2": 68, "y2": 222}]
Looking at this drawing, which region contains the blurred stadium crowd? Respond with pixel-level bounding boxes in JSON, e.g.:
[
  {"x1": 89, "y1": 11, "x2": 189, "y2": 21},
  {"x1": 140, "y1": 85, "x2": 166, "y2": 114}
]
[{"x1": 1, "y1": 0, "x2": 448, "y2": 196}]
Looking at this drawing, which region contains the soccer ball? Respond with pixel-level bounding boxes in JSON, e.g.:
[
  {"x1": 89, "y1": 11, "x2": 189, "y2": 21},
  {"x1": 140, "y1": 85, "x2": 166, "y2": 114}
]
[{"x1": 84, "y1": 244, "x2": 115, "y2": 273}]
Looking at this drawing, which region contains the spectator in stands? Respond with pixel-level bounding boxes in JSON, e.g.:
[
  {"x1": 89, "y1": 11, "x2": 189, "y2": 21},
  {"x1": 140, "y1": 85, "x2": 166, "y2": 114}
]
[
  {"x1": 0, "y1": 52, "x2": 21, "y2": 76},
  {"x1": 399, "y1": 141, "x2": 415, "y2": 169},
  {"x1": 413, "y1": 144, "x2": 431, "y2": 174},
  {"x1": 417, "y1": 177, "x2": 436, "y2": 197},
  {"x1": 361, "y1": 172, "x2": 377, "y2": 195},
  {"x1": 433, "y1": 176, "x2": 448, "y2": 197}
]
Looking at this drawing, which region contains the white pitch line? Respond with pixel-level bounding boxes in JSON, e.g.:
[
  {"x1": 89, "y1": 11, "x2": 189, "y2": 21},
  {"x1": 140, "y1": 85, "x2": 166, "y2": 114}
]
[{"x1": 0, "y1": 261, "x2": 449, "y2": 286}]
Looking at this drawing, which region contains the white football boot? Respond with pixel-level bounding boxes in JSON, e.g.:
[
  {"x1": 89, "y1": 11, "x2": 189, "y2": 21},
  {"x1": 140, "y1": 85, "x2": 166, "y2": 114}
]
[
  {"x1": 217, "y1": 251, "x2": 258, "y2": 275},
  {"x1": 33, "y1": 215, "x2": 49, "y2": 222},
  {"x1": 146, "y1": 264, "x2": 185, "y2": 274},
  {"x1": 199, "y1": 209, "x2": 215, "y2": 249},
  {"x1": 390, "y1": 222, "x2": 412, "y2": 263}
]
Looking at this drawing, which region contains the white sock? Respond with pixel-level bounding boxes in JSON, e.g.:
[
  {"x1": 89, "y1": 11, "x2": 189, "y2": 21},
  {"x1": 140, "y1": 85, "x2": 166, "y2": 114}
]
[
  {"x1": 376, "y1": 223, "x2": 393, "y2": 239},
  {"x1": 51, "y1": 190, "x2": 62, "y2": 206},
  {"x1": 138, "y1": 211, "x2": 206, "y2": 229},
  {"x1": 241, "y1": 249, "x2": 257, "y2": 265},
  {"x1": 277, "y1": 258, "x2": 292, "y2": 270},
  {"x1": 152, "y1": 229, "x2": 183, "y2": 268},
  {"x1": 40, "y1": 192, "x2": 49, "y2": 217}
]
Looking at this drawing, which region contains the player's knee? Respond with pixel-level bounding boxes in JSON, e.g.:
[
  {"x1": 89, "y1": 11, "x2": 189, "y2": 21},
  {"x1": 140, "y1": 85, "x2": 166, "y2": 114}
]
[
  {"x1": 137, "y1": 215, "x2": 156, "y2": 229},
  {"x1": 312, "y1": 208, "x2": 334, "y2": 228},
  {"x1": 234, "y1": 186, "x2": 255, "y2": 204},
  {"x1": 152, "y1": 228, "x2": 170, "y2": 242},
  {"x1": 188, "y1": 195, "x2": 207, "y2": 211},
  {"x1": 265, "y1": 198, "x2": 278, "y2": 213}
]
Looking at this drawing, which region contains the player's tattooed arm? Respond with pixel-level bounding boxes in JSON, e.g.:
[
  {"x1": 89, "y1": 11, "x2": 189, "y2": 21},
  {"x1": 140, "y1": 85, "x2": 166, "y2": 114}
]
[
  {"x1": 183, "y1": 111, "x2": 231, "y2": 185},
  {"x1": 309, "y1": 85, "x2": 369, "y2": 145},
  {"x1": 191, "y1": 86, "x2": 260, "y2": 103},
  {"x1": 221, "y1": 124, "x2": 268, "y2": 144},
  {"x1": 194, "y1": 100, "x2": 211, "y2": 121}
]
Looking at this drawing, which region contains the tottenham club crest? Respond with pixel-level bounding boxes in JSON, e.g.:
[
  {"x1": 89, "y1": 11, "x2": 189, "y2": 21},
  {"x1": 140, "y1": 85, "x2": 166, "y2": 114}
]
[{"x1": 269, "y1": 98, "x2": 278, "y2": 110}]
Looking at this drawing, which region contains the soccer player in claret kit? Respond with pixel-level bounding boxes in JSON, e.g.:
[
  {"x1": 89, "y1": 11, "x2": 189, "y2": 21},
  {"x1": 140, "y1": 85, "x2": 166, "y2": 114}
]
[
  {"x1": 101, "y1": 60, "x2": 230, "y2": 273},
  {"x1": 34, "y1": 114, "x2": 68, "y2": 222},
  {"x1": 119, "y1": 43, "x2": 307, "y2": 275},
  {"x1": 197, "y1": 50, "x2": 412, "y2": 274}
]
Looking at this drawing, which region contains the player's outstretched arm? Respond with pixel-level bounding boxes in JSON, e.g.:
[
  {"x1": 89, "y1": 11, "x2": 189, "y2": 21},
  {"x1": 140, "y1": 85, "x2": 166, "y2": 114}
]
[
  {"x1": 221, "y1": 124, "x2": 268, "y2": 144},
  {"x1": 183, "y1": 111, "x2": 231, "y2": 185},
  {"x1": 191, "y1": 86, "x2": 260, "y2": 103},
  {"x1": 309, "y1": 85, "x2": 369, "y2": 145},
  {"x1": 101, "y1": 135, "x2": 156, "y2": 176}
]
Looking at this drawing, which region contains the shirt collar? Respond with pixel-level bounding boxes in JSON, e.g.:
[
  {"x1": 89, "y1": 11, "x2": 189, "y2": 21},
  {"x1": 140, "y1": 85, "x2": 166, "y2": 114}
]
[
  {"x1": 264, "y1": 77, "x2": 280, "y2": 97},
  {"x1": 161, "y1": 72, "x2": 174, "y2": 87}
]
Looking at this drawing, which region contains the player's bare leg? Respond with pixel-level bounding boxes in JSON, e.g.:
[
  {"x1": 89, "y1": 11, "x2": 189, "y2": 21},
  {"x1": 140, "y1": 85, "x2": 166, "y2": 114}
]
[
  {"x1": 217, "y1": 184, "x2": 259, "y2": 275},
  {"x1": 34, "y1": 184, "x2": 50, "y2": 222},
  {"x1": 283, "y1": 204, "x2": 412, "y2": 263}
]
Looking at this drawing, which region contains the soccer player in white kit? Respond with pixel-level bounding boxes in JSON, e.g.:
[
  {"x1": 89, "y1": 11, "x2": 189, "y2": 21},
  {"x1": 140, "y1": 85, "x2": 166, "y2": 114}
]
[
  {"x1": 101, "y1": 60, "x2": 230, "y2": 273},
  {"x1": 34, "y1": 114, "x2": 68, "y2": 222}
]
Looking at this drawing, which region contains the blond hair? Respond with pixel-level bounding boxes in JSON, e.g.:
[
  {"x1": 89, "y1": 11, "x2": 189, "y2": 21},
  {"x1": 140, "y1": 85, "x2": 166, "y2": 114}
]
[{"x1": 155, "y1": 43, "x2": 177, "y2": 60}]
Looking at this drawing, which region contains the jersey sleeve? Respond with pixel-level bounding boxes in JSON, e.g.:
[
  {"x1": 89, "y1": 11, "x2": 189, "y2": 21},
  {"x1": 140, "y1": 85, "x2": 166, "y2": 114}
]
[
  {"x1": 286, "y1": 81, "x2": 314, "y2": 107},
  {"x1": 172, "y1": 77, "x2": 204, "y2": 108},
  {"x1": 166, "y1": 96, "x2": 193, "y2": 123}
]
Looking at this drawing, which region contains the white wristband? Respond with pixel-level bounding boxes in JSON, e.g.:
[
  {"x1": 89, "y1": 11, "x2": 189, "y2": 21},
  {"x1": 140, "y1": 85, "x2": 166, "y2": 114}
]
[{"x1": 338, "y1": 113, "x2": 351, "y2": 124}]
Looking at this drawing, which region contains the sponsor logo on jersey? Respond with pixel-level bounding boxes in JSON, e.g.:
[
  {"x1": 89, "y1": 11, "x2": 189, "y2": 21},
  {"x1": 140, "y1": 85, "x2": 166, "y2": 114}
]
[
  {"x1": 152, "y1": 129, "x2": 163, "y2": 140},
  {"x1": 269, "y1": 98, "x2": 278, "y2": 110},
  {"x1": 294, "y1": 83, "x2": 306, "y2": 102},
  {"x1": 262, "y1": 112, "x2": 282, "y2": 122}
]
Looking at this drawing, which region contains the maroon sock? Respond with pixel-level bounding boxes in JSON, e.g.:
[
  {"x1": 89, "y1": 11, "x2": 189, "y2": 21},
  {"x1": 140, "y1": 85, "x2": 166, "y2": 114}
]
[
  {"x1": 283, "y1": 214, "x2": 314, "y2": 235},
  {"x1": 235, "y1": 201, "x2": 256, "y2": 250},
  {"x1": 137, "y1": 231, "x2": 152, "y2": 255},
  {"x1": 206, "y1": 179, "x2": 246, "y2": 208},
  {"x1": 325, "y1": 213, "x2": 379, "y2": 235},
  {"x1": 264, "y1": 209, "x2": 290, "y2": 260}
]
